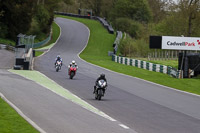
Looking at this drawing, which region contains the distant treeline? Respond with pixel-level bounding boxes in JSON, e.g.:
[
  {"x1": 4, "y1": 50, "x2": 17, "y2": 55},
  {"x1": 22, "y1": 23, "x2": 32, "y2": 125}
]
[
  {"x1": 0, "y1": 0, "x2": 71, "y2": 41},
  {"x1": 1, "y1": 0, "x2": 200, "y2": 55},
  {"x1": 56, "y1": 0, "x2": 200, "y2": 57}
]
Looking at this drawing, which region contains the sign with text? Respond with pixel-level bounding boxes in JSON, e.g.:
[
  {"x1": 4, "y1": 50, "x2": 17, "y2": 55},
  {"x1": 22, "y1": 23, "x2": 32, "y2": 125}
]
[{"x1": 162, "y1": 36, "x2": 200, "y2": 51}]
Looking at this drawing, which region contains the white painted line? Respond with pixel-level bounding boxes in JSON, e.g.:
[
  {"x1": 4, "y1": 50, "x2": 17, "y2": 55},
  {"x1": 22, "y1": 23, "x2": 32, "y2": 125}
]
[
  {"x1": 77, "y1": 34, "x2": 200, "y2": 98},
  {"x1": 0, "y1": 92, "x2": 46, "y2": 133},
  {"x1": 30, "y1": 18, "x2": 117, "y2": 122},
  {"x1": 119, "y1": 124, "x2": 130, "y2": 129},
  {"x1": 37, "y1": 71, "x2": 117, "y2": 122}
]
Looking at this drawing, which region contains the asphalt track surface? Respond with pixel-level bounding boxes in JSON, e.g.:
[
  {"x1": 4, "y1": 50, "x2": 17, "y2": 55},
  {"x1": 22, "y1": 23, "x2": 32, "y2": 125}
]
[
  {"x1": 34, "y1": 17, "x2": 200, "y2": 133},
  {"x1": 0, "y1": 50, "x2": 135, "y2": 132}
]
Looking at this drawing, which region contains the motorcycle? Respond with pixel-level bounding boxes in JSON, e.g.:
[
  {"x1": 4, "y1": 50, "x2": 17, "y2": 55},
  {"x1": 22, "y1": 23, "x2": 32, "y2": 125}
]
[
  {"x1": 68, "y1": 65, "x2": 77, "y2": 79},
  {"x1": 94, "y1": 79, "x2": 107, "y2": 100},
  {"x1": 55, "y1": 60, "x2": 62, "y2": 72}
]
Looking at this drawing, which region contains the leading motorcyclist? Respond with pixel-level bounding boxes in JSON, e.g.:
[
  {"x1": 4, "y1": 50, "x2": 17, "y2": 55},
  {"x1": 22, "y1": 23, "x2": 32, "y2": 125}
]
[{"x1": 93, "y1": 73, "x2": 107, "y2": 94}]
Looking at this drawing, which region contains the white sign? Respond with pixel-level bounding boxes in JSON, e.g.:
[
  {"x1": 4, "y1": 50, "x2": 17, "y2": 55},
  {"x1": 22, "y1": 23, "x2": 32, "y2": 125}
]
[{"x1": 162, "y1": 36, "x2": 200, "y2": 50}]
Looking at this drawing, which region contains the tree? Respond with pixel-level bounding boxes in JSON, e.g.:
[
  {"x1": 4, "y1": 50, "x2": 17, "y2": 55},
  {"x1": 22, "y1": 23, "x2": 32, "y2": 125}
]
[
  {"x1": 111, "y1": 0, "x2": 152, "y2": 23},
  {"x1": 178, "y1": 0, "x2": 200, "y2": 36},
  {"x1": 0, "y1": 0, "x2": 35, "y2": 40}
]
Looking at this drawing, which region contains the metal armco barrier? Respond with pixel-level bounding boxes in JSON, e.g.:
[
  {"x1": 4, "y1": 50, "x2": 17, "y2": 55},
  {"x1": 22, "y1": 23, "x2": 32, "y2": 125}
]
[
  {"x1": 33, "y1": 34, "x2": 51, "y2": 48},
  {"x1": 113, "y1": 31, "x2": 123, "y2": 54},
  {"x1": 54, "y1": 11, "x2": 114, "y2": 34},
  {"x1": 112, "y1": 55, "x2": 180, "y2": 78}
]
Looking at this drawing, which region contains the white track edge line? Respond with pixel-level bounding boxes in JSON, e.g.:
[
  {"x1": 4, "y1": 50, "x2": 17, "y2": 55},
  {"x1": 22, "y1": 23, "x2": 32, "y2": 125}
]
[
  {"x1": 77, "y1": 38, "x2": 200, "y2": 98},
  {"x1": 0, "y1": 92, "x2": 46, "y2": 133},
  {"x1": 29, "y1": 18, "x2": 116, "y2": 122},
  {"x1": 119, "y1": 124, "x2": 130, "y2": 129},
  {"x1": 36, "y1": 71, "x2": 117, "y2": 122}
]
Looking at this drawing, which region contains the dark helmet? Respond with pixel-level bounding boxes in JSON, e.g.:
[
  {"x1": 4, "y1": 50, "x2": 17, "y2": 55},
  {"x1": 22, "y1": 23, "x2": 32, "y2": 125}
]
[
  {"x1": 57, "y1": 55, "x2": 61, "y2": 60},
  {"x1": 100, "y1": 73, "x2": 105, "y2": 78}
]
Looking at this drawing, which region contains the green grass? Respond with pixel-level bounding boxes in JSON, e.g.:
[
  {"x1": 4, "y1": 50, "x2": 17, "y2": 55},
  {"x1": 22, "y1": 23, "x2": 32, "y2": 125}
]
[
  {"x1": 35, "y1": 51, "x2": 44, "y2": 57},
  {"x1": 0, "y1": 98, "x2": 39, "y2": 133},
  {"x1": 34, "y1": 22, "x2": 60, "y2": 57},
  {"x1": 0, "y1": 38, "x2": 15, "y2": 46},
  {"x1": 58, "y1": 15, "x2": 200, "y2": 95},
  {"x1": 135, "y1": 58, "x2": 179, "y2": 69},
  {"x1": 42, "y1": 22, "x2": 60, "y2": 47},
  {"x1": 0, "y1": 21, "x2": 60, "y2": 132},
  {"x1": 35, "y1": 22, "x2": 60, "y2": 49}
]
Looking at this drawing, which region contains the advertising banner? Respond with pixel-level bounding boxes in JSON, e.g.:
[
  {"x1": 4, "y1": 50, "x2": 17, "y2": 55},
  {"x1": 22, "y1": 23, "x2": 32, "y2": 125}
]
[{"x1": 162, "y1": 36, "x2": 200, "y2": 50}]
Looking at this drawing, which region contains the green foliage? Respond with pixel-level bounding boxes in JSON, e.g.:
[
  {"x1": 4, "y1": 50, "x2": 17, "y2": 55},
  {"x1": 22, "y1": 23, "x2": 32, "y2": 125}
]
[
  {"x1": 35, "y1": 5, "x2": 50, "y2": 33},
  {"x1": 119, "y1": 36, "x2": 133, "y2": 57},
  {"x1": 0, "y1": 22, "x2": 8, "y2": 38},
  {"x1": 61, "y1": 16, "x2": 200, "y2": 95},
  {"x1": 114, "y1": 18, "x2": 144, "y2": 38},
  {"x1": 0, "y1": 38, "x2": 15, "y2": 46},
  {"x1": 119, "y1": 36, "x2": 149, "y2": 57},
  {"x1": 0, "y1": 0, "x2": 35, "y2": 40},
  {"x1": 0, "y1": 0, "x2": 68, "y2": 41},
  {"x1": 111, "y1": 0, "x2": 152, "y2": 23},
  {"x1": 154, "y1": 13, "x2": 188, "y2": 36}
]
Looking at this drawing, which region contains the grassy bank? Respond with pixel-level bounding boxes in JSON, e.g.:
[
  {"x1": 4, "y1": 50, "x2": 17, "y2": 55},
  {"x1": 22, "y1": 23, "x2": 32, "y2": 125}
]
[
  {"x1": 0, "y1": 98, "x2": 39, "y2": 133},
  {"x1": 0, "y1": 21, "x2": 60, "y2": 132},
  {"x1": 35, "y1": 22, "x2": 60, "y2": 56},
  {"x1": 0, "y1": 38, "x2": 15, "y2": 46},
  {"x1": 57, "y1": 15, "x2": 200, "y2": 95}
]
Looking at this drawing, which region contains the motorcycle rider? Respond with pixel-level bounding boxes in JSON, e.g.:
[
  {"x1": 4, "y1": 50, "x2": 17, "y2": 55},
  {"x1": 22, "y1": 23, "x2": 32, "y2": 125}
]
[
  {"x1": 68, "y1": 60, "x2": 78, "y2": 74},
  {"x1": 55, "y1": 55, "x2": 63, "y2": 67},
  {"x1": 93, "y1": 74, "x2": 107, "y2": 94}
]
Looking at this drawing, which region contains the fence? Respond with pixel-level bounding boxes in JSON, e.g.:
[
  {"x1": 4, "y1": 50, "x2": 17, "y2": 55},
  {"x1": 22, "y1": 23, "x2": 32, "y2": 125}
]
[
  {"x1": 113, "y1": 31, "x2": 123, "y2": 54},
  {"x1": 112, "y1": 55, "x2": 180, "y2": 78},
  {"x1": 33, "y1": 34, "x2": 51, "y2": 48},
  {"x1": 55, "y1": 11, "x2": 114, "y2": 34},
  {"x1": 148, "y1": 49, "x2": 200, "y2": 61}
]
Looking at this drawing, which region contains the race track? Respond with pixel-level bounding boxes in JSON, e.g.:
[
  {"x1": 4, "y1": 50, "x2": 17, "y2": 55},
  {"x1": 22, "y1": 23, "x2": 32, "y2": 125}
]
[{"x1": 35, "y1": 17, "x2": 200, "y2": 133}]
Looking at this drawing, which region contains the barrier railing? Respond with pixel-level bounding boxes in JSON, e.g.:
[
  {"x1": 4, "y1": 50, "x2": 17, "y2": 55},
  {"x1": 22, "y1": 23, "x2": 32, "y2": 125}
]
[
  {"x1": 55, "y1": 11, "x2": 114, "y2": 34},
  {"x1": 112, "y1": 55, "x2": 180, "y2": 78},
  {"x1": 33, "y1": 33, "x2": 51, "y2": 48}
]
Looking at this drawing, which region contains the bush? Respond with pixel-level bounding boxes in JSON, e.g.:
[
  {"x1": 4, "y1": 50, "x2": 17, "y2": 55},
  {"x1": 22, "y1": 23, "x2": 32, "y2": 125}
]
[
  {"x1": 119, "y1": 36, "x2": 150, "y2": 57},
  {"x1": 114, "y1": 17, "x2": 144, "y2": 39},
  {"x1": 0, "y1": 23, "x2": 8, "y2": 38},
  {"x1": 35, "y1": 5, "x2": 50, "y2": 33}
]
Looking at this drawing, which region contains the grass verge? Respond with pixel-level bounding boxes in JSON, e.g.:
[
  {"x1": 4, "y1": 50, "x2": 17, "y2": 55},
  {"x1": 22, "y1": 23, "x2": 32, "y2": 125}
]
[
  {"x1": 34, "y1": 22, "x2": 60, "y2": 57},
  {"x1": 134, "y1": 58, "x2": 178, "y2": 69},
  {"x1": 0, "y1": 97, "x2": 39, "y2": 133},
  {"x1": 57, "y1": 15, "x2": 200, "y2": 95},
  {"x1": 0, "y1": 38, "x2": 15, "y2": 46}
]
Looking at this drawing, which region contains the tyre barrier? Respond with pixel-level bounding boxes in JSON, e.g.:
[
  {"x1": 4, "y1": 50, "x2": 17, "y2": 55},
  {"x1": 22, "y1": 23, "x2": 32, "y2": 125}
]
[{"x1": 112, "y1": 55, "x2": 180, "y2": 78}]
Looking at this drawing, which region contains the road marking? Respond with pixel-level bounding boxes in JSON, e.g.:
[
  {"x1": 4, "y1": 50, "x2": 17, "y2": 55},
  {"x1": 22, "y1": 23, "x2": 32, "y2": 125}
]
[
  {"x1": 119, "y1": 124, "x2": 130, "y2": 129},
  {"x1": 77, "y1": 31, "x2": 200, "y2": 98},
  {"x1": 0, "y1": 92, "x2": 46, "y2": 133},
  {"x1": 9, "y1": 70, "x2": 117, "y2": 122}
]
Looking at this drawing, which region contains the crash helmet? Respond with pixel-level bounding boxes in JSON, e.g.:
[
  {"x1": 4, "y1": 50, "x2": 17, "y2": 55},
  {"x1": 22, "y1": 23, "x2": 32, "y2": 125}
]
[
  {"x1": 100, "y1": 73, "x2": 105, "y2": 78},
  {"x1": 72, "y1": 60, "x2": 76, "y2": 64},
  {"x1": 57, "y1": 55, "x2": 61, "y2": 59}
]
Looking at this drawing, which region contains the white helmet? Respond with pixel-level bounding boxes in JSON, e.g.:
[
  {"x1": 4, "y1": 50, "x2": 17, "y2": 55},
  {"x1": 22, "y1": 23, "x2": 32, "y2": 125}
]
[{"x1": 72, "y1": 60, "x2": 75, "y2": 64}]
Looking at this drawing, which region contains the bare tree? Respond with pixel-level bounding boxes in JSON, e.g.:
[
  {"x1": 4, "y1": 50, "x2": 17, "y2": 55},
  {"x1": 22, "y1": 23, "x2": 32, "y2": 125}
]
[{"x1": 178, "y1": 0, "x2": 200, "y2": 36}]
